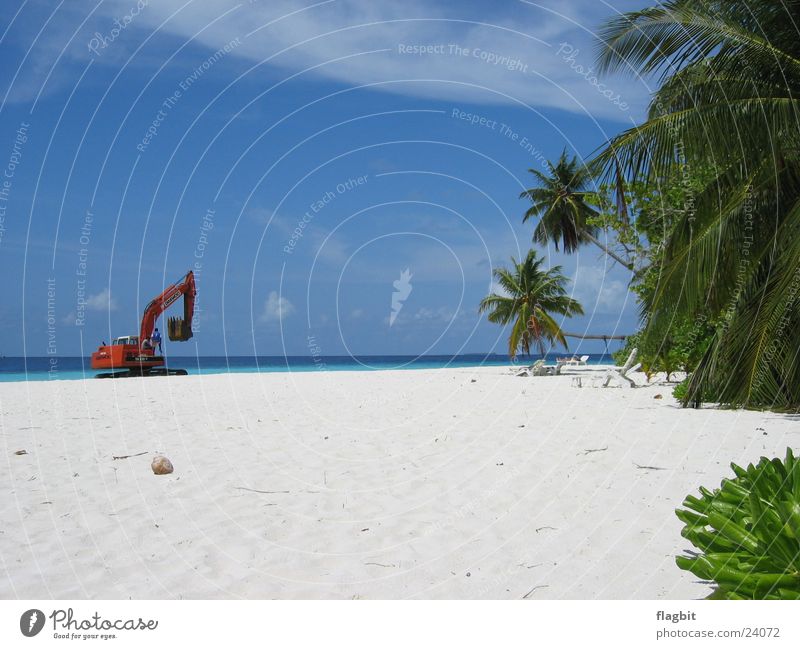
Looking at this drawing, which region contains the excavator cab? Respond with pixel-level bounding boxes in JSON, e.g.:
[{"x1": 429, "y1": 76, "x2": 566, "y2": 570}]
[{"x1": 168, "y1": 316, "x2": 193, "y2": 341}]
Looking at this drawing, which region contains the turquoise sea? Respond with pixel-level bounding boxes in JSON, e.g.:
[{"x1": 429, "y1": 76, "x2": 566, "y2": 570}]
[{"x1": 0, "y1": 353, "x2": 616, "y2": 383}]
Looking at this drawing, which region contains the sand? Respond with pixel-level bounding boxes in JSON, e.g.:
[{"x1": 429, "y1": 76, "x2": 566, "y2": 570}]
[{"x1": 1, "y1": 365, "x2": 796, "y2": 599}]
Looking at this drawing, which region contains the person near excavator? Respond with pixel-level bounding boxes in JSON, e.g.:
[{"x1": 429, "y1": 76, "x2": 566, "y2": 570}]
[{"x1": 152, "y1": 327, "x2": 163, "y2": 354}]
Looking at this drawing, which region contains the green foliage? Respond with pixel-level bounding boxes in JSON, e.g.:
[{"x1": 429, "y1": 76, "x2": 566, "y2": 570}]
[
  {"x1": 672, "y1": 378, "x2": 689, "y2": 401},
  {"x1": 523, "y1": 153, "x2": 719, "y2": 384},
  {"x1": 676, "y1": 448, "x2": 800, "y2": 599},
  {"x1": 478, "y1": 249, "x2": 583, "y2": 359},
  {"x1": 614, "y1": 310, "x2": 717, "y2": 383},
  {"x1": 521, "y1": 149, "x2": 597, "y2": 254},
  {"x1": 594, "y1": 0, "x2": 800, "y2": 408},
  {"x1": 521, "y1": 150, "x2": 718, "y2": 381},
  {"x1": 605, "y1": 165, "x2": 718, "y2": 383}
]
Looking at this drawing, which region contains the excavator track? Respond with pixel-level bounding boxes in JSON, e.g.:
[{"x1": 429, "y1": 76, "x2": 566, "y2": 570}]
[{"x1": 95, "y1": 368, "x2": 189, "y2": 379}]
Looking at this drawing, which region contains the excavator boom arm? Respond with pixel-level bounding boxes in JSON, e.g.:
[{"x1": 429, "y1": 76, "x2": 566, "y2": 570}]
[{"x1": 139, "y1": 271, "x2": 196, "y2": 348}]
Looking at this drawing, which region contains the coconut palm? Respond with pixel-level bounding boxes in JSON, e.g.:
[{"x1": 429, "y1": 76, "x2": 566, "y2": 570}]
[
  {"x1": 479, "y1": 249, "x2": 583, "y2": 359},
  {"x1": 593, "y1": 0, "x2": 800, "y2": 408},
  {"x1": 521, "y1": 150, "x2": 634, "y2": 270}
]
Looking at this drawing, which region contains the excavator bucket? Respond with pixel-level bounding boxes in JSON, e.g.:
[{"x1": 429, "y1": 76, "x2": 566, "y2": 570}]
[{"x1": 167, "y1": 316, "x2": 193, "y2": 341}]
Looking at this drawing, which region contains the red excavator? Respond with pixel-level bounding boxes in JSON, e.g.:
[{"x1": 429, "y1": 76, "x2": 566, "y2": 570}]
[{"x1": 90, "y1": 271, "x2": 197, "y2": 378}]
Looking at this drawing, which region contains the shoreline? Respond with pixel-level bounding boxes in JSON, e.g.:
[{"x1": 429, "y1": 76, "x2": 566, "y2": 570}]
[{"x1": 0, "y1": 354, "x2": 618, "y2": 384}]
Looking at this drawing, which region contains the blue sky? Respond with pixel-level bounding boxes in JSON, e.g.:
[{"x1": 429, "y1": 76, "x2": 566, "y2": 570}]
[{"x1": 0, "y1": 0, "x2": 654, "y2": 357}]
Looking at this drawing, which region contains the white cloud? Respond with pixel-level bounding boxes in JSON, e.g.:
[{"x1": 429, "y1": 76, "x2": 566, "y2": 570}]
[
  {"x1": 61, "y1": 289, "x2": 116, "y2": 325},
  {"x1": 260, "y1": 290, "x2": 295, "y2": 322},
  {"x1": 247, "y1": 207, "x2": 275, "y2": 226},
  {"x1": 572, "y1": 264, "x2": 631, "y2": 313},
  {"x1": 96, "y1": 0, "x2": 649, "y2": 120},
  {"x1": 86, "y1": 288, "x2": 118, "y2": 311},
  {"x1": 413, "y1": 306, "x2": 456, "y2": 322},
  {"x1": 312, "y1": 231, "x2": 349, "y2": 265},
  {"x1": 596, "y1": 278, "x2": 629, "y2": 311},
  {"x1": 386, "y1": 305, "x2": 463, "y2": 326}
]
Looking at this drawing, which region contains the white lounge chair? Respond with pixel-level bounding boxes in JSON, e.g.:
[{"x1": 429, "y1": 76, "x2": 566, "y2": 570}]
[
  {"x1": 515, "y1": 359, "x2": 544, "y2": 376},
  {"x1": 602, "y1": 348, "x2": 641, "y2": 388},
  {"x1": 515, "y1": 359, "x2": 555, "y2": 377},
  {"x1": 561, "y1": 354, "x2": 590, "y2": 366},
  {"x1": 530, "y1": 359, "x2": 550, "y2": 376}
]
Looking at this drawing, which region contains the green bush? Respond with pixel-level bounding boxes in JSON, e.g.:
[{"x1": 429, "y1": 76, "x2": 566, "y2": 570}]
[
  {"x1": 673, "y1": 378, "x2": 689, "y2": 401},
  {"x1": 675, "y1": 448, "x2": 800, "y2": 599},
  {"x1": 613, "y1": 318, "x2": 715, "y2": 384}
]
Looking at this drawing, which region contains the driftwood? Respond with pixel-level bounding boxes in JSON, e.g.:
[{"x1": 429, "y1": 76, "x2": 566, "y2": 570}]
[
  {"x1": 634, "y1": 462, "x2": 667, "y2": 471},
  {"x1": 522, "y1": 585, "x2": 549, "y2": 599},
  {"x1": 112, "y1": 451, "x2": 148, "y2": 460},
  {"x1": 234, "y1": 487, "x2": 289, "y2": 494},
  {"x1": 579, "y1": 446, "x2": 608, "y2": 455}
]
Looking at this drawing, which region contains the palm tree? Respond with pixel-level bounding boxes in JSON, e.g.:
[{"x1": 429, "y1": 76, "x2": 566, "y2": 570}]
[
  {"x1": 479, "y1": 249, "x2": 583, "y2": 359},
  {"x1": 521, "y1": 150, "x2": 634, "y2": 271},
  {"x1": 593, "y1": 0, "x2": 800, "y2": 408}
]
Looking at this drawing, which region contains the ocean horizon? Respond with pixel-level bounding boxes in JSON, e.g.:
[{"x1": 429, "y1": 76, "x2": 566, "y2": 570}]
[{"x1": 0, "y1": 353, "x2": 616, "y2": 383}]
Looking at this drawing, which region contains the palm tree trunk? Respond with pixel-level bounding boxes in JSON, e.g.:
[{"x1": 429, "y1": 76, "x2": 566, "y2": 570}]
[{"x1": 582, "y1": 231, "x2": 634, "y2": 271}]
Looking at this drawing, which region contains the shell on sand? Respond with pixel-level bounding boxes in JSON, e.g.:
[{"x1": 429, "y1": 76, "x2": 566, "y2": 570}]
[{"x1": 151, "y1": 455, "x2": 174, "y2": 475}]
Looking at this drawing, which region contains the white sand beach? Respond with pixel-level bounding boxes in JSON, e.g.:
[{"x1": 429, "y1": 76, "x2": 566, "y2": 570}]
[{"x1": 1, "y1": 366, "x2": 796, "y2": 599}]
